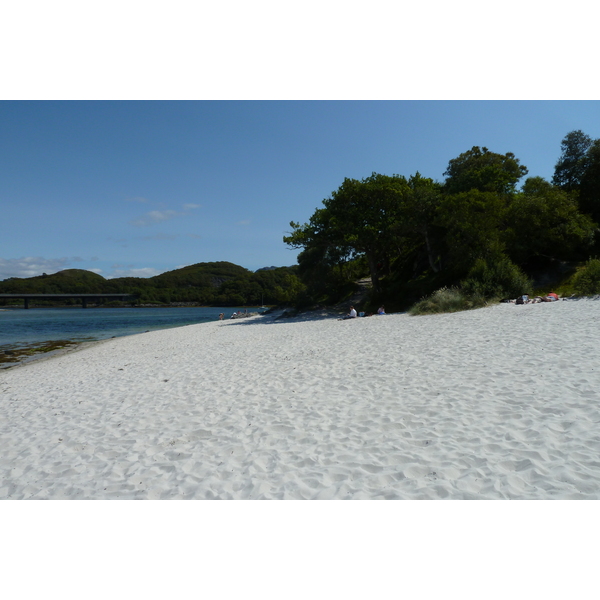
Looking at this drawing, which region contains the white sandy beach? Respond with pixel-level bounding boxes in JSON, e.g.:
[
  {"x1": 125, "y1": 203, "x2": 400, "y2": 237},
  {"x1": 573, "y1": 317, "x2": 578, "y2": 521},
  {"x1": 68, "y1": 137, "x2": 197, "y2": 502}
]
[{"x1": 1, "y1": 299, "x2": 599, "y2": 499}]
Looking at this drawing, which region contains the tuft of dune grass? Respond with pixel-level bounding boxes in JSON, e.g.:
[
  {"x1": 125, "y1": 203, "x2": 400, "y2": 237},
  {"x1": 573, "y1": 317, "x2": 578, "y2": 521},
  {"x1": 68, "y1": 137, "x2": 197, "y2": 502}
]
[{"x1": 409, "y1": 287, "x2": 490, "y2": 316}]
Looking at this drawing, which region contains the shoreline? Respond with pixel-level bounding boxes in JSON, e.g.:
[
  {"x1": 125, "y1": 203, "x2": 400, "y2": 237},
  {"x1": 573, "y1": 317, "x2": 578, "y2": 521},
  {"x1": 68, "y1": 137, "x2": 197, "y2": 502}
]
[
  {"x1": 0, "y1": 309, "x2": 279, "y2": 370},
  {"x1": 0, "y1": 305, "x2": 271, "y2": 368},
  {"x1": 2, "y1": 300, "x2": 600, "y2": 499},
  {"x1": 0, "y1": 338, "x2": 111, "y2": 370},
  {"x1": 0, "y1": 303, "x2": 272, "y2": 309},
  {"x1": 2, "y1": 297, "x2": 590, "y2": 371}
]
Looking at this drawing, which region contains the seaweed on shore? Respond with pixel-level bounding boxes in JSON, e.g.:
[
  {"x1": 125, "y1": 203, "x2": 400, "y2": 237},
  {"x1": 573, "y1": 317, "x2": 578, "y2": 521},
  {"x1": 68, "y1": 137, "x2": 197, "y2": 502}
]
[{"x1": 0, "y1": 340, "x2": 78, "y2": 367}]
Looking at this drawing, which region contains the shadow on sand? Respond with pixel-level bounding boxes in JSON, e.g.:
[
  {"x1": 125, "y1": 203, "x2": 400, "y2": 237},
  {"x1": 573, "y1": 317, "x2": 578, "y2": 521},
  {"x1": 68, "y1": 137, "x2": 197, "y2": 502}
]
[{"x1": 223, "y1": 308, "x2": 345, "y2": 327}]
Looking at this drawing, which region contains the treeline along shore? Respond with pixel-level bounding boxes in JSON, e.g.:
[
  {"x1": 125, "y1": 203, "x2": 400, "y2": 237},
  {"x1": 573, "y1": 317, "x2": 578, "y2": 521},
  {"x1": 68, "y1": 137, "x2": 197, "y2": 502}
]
[{"x1": 0, "y1": 262, "x2": 303, "y2": 308}]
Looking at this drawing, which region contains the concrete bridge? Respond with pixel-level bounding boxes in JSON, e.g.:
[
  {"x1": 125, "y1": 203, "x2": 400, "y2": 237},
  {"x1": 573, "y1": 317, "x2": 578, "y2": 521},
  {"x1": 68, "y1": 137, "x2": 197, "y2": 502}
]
[{"x1": 0, "y1": 294, "x2": 138, "y2": 309}]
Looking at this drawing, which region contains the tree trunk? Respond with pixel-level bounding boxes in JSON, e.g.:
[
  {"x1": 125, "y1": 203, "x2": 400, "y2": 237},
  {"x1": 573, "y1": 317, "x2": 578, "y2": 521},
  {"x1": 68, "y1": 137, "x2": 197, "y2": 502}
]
[
  {"x1": 424, "y1": 226, "x2": 441, "y2": 273},
  {"x1": 367, "y1": 253, "x2": 381, "y2": 294}
]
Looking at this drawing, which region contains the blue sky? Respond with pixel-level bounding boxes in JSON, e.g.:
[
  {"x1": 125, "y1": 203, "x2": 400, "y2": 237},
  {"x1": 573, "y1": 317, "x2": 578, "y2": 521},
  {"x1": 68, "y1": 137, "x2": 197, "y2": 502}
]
[
  {"x1": 1, "y1": 2, "x2": 598, "y2": 281},
  {"x1": 1, "y1": 101, "x2": 599, "y2": 280}
]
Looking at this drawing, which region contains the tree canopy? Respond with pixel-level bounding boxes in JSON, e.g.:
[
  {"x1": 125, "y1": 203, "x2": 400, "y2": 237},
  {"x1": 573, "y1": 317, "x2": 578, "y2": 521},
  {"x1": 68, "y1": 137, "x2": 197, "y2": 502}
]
[
  {"x1": 550, "y1": 130, "x2": 600, "y2": 244},
  {"x1": 504, "y1": 177, "x2": 596, "y2": 265},
  {"x1": 285, "y1": 173, "x2": 410, "y2": 293},
  {"x1": 552, "y1": 130, "x2": 594, "y2": 191},
  {"x1": 285, "y1": 139, "x2": 598, "y2": 311},
  {"x1": 443, "y1": 146, "x2": 528, "y2": 195},
  {"x1": 579, "y1": 139, "x2": 600, "y2": 223}
]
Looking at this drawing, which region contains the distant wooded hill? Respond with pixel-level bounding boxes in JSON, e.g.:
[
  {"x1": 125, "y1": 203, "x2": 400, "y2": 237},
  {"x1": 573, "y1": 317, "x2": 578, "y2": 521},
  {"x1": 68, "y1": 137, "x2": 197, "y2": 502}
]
[{"x1": 0, "y1": 262, "x2": 304, "y2": 306}]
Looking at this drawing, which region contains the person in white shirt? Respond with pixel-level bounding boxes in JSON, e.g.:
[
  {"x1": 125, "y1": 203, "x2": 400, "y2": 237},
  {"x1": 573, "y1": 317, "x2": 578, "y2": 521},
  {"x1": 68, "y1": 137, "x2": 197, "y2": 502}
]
[{"x1": 343, "y1": 305, "x2": 357, "y2": 319}]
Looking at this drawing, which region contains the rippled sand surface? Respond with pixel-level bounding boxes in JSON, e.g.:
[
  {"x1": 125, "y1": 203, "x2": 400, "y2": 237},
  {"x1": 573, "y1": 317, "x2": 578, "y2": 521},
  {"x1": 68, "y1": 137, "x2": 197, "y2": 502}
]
[{"x1": 1, "y1": 300, "x2": 599, "y2": 499}]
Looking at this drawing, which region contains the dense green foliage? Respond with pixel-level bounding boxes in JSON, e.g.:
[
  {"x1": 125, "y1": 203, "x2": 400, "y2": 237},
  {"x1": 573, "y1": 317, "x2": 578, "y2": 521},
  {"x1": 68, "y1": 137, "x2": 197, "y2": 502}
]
[
  {"x1": 504, "y1": 177, "x2": 596, "y2": 265},
  {"x1": 579, "y1": 139, "x2": 600, "y2": 225},
  {"x1": 570, "y1": 258, "x2": 600, "y2": 296},
  {"x1": 552, "y1": 130, "x2": 593, "y2": 192},
  {"x1": 285, "y1": 173, "x2": 410, "y2": 294},
  {"x1": 0, "y1": 262, "x2": 303, "y2": 307},
  {"x1": 461, "y1": 256, "x2": 532, "y2": 299},
  {"x1": 444, "y1": 146, "x2": 528, "y2": 195},
  {"x1": 286, "y1": 133, "x2": 600, "y2": 312},
  {"x1": 553, "y1": 131, "x2": 600, "y2": 228}
]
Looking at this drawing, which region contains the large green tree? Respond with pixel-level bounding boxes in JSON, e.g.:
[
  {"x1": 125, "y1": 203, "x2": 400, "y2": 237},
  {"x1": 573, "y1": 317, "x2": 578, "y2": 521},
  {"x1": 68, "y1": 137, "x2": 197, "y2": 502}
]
[
  {"x1": 403, "y1": 173, "x2": 444, "y2": 272},
  {"x1": 444, "y1": 146, "x2": 528, "y2": 195},
  {"x1": 436, "y1": 189, "x2": 506, "y2": 275},
  {"x1": 285, "y1": 173, "x2": 409, "y2": 293},
  {"x1": 552, "y1": 130, "x2": 594, "y2": 192},
  {"x1": 504, "y1": 177, "x2": 596, "y2": 265},
  {"x1": 579, "y1": 139, "x2": 600, "y2": 224}
]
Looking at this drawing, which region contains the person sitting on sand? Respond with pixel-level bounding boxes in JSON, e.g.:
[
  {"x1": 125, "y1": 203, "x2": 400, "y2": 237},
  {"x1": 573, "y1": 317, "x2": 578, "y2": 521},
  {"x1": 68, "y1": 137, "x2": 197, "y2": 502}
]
[
  {"x1": 343, "y1": 306, "x2": 357, "y2": 320},
  {"x1": 377, "y1": 305, "x2": 386, "y2": 315}
]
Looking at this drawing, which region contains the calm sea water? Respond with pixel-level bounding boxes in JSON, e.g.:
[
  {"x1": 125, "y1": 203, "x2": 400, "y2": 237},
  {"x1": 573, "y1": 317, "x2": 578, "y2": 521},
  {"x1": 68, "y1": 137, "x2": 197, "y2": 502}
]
[{"x1": 0, "y1": 306, "x2": 259, "y2": 350}]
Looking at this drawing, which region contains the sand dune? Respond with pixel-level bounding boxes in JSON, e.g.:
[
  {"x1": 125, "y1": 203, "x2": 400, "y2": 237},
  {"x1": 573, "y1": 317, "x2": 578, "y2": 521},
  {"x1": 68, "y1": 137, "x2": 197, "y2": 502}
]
[{"x1": 1, "y1": 299, "x2": 599, "y2": 499}]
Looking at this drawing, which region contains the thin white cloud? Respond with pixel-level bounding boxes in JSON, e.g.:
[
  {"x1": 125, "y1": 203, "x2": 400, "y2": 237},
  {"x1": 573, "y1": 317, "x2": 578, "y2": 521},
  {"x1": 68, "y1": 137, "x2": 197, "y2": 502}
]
[
  {"x1": 0, "y1": 256, "x2": 72, "y2": 280},
  {"x1": 130, "y1": 210, "x2": 180, "y2": 227},
  {"x1": 236, "y1": 219, "x2": 251, "y2": 226},
  {"x1": 106, "y1": 267, "x2": 164, "y2": 279},
  {"x1": 129, "y1": 202, "x2": 200, "y2": 228}
]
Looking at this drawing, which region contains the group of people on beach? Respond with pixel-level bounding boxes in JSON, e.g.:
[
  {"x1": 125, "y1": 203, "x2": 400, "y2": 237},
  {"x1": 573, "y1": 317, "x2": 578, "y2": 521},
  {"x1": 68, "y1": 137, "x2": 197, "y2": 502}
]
[
  {"x1": 513, "y1": 292, "x2": 560, "y2": 304},
  {"x1": 217, "y1": 309, "x2": 249, "y2": 321},
  {"x1": 340, "y1": 305, "x2": 386, "y2": 320}
]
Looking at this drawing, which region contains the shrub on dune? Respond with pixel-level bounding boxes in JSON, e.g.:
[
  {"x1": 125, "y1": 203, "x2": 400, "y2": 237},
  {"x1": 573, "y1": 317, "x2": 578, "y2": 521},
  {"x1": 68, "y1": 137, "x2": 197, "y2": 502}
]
[
  {"x1": 409, "y1": 286, "x2": 488, "y2": 315},
  {"x1": 410, "y1": 256, "x2": 531, "y2": 315},
  {"x1": 461, "y1": 256, "x2": 532, "y2": 300},
  {"x1": 571, "y1": 258, "x2": 600, "y2": 296}
]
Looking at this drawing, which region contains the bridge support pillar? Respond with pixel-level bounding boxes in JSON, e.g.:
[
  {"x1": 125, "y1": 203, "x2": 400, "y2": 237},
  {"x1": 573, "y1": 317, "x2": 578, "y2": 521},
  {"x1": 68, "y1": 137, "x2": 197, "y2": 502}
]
[
  {"x1": 24, "y1": 298, "x2": 29, "y2": 309},
  {"x1": 82, "y1": 297, "x2": 88, "y2": 308}
]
